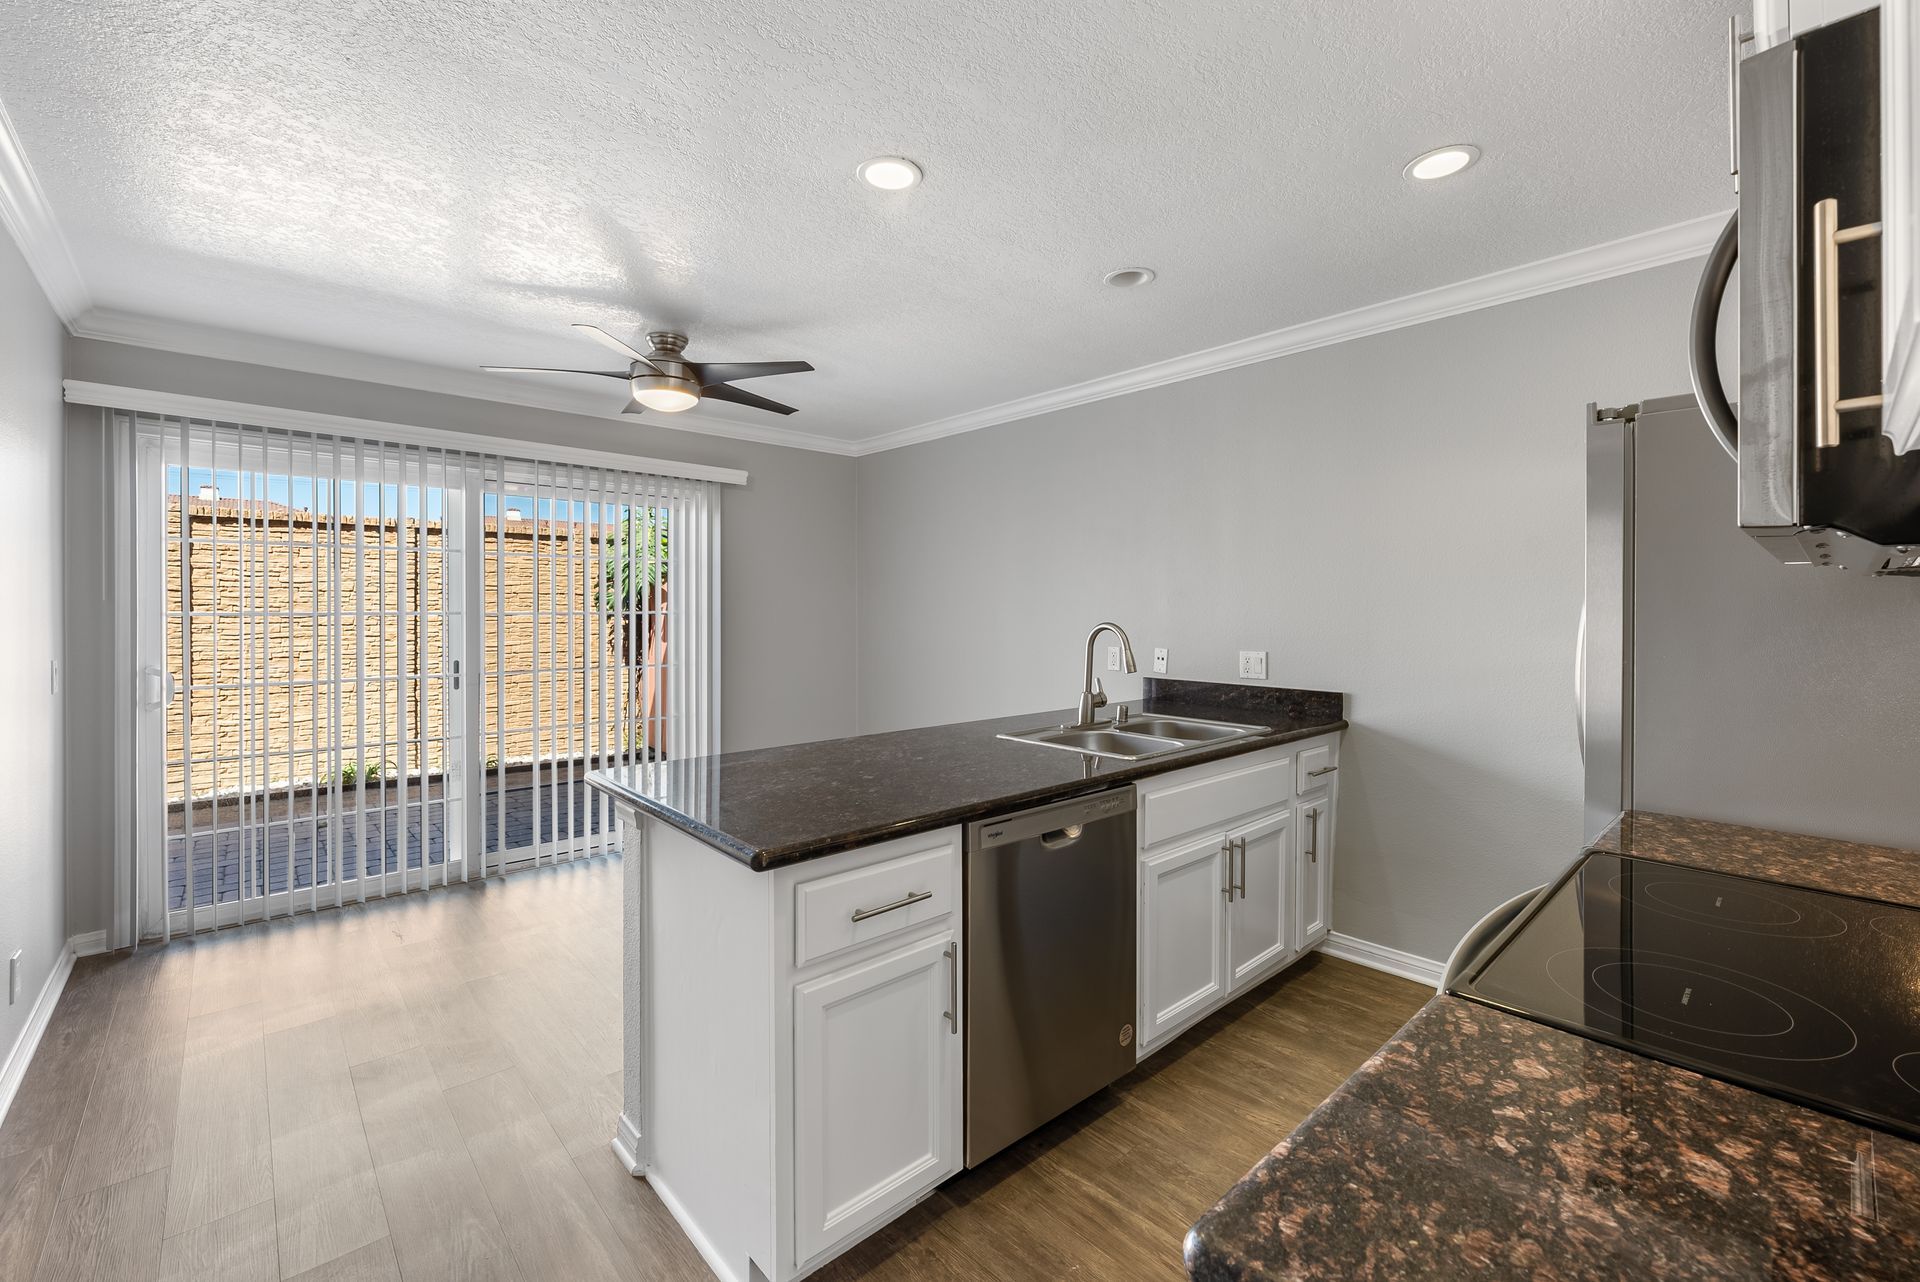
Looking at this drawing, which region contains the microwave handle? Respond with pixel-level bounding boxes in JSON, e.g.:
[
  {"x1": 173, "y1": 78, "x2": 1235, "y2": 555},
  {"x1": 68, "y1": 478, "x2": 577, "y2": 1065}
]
[{"x1": 1689, "y1": 209, "x2": 1741, "y2": 463}]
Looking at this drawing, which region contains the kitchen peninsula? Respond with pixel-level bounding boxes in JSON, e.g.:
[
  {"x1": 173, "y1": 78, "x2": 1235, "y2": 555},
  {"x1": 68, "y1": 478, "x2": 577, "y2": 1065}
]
[{"x1": 588, "y1": 679, "x2": 1346, "y2": 1282}]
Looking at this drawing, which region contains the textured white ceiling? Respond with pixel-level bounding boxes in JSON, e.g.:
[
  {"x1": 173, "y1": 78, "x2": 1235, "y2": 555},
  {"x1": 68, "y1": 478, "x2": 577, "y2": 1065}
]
[{"x1": 1, "y1": 0, "x2": 1741, "y2": 444}]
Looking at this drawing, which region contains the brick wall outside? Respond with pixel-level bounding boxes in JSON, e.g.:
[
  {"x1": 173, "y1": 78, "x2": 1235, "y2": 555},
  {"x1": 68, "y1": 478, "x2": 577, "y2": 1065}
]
[{"x1": 166, "y1": 499, "x2": 664, "y2": 803}]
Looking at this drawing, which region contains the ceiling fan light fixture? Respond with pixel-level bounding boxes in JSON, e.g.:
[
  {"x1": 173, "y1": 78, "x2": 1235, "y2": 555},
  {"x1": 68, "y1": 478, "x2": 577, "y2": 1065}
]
[
  {"x1": 630, "y1": 375, "x2": 701, "y2": 413},
  {"x1": 856, "y1": 156, "x2": 923, "y2": 190}
]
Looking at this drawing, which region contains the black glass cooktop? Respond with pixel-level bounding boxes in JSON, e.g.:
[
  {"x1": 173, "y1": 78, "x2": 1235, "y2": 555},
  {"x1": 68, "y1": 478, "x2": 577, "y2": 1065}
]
[{"x1": 1451, "y1": 852, "x2": 1920, "y2": 1141}]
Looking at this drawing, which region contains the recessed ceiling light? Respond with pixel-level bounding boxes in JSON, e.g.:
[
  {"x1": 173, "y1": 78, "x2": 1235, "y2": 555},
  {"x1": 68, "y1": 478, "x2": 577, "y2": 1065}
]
[
  {"x1": 856, "y1": 156, "x2": 923, "y2": 190},
  {"x1": 1404, "y1": 144, "x2": 1481, "y2": 181},
  {"x1": 1103, "y1": 267, "x2": 1156, "y2": 288}
]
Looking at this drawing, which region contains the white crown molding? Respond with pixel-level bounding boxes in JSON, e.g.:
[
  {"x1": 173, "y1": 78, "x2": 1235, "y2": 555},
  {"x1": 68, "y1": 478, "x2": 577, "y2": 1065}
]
[
  {"x1": 69, "y1": 308, "x2": 864, "y2": 458},
  {"x1": 0, "y1": 95, "x2": 90, "y2": 324},
  {"x1": 59, "y1": 209, "x2": 1725, "y2": 462},
  {"x1": 852, "y1": 210, "x2": 1732, "y2": 456},
  {"x1": 63, "y1": 379, "x2": 752, "y2": 486},
  {"x1": 0, "y1": 943, "x2": 75, "y2": 1129},
  {"x1": 1318, "y1": 931, "x2": 1444, "y2": 989}
]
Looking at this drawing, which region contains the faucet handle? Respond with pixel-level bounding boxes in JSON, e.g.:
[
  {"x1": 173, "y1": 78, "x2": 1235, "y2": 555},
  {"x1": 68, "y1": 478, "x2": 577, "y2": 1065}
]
[{"x1": 1090, "y1": 678, "x2": 1108, "y2": 710}]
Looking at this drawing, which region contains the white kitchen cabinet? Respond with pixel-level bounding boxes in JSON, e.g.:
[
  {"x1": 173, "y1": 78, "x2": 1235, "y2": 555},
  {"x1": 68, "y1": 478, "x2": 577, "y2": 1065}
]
[
  {"x1": 611, "y1": 814, "x2": 964, "y2": 1282},
  {"x1": 791, "y1": 930, "x2": 961, "y2": 1265},
  {"x1": 1226, "y1": 808, "x2": 1293, "y2": 993},
  {"x1": 1135, "y1": 734, "x2": 1341, "y2": 1057},
  {"x1": 1295, "y1": 795, "x2": 1333, "y2": 948},
  {"x1": 1884, "y1": 0, "x2": 1920, "y2": 454},
  {"x1": 1139, "y1": 830, "x2": 1231, "y2": 1047}
]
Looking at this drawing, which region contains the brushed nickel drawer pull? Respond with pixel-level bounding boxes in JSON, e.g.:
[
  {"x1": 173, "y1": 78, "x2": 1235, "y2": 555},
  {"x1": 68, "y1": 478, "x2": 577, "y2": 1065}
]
[
  {"x1": 851, "y1": 889, "x2": 933, "y2": 922},
  {"x1": 1307, "y1": 765, "x2": 1338, "y2": 778},
  {"x1": 944, "y1": 942, "x2": 958, "y2": 1033},
  {"x1": 1307, "y1": 808, "x2": 1320, "y2": 863}
]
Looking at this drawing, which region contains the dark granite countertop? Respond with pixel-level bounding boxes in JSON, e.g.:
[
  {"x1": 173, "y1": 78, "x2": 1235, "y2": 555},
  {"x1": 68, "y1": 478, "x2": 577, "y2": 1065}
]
[
  {"x1": 1187, "y1": 995, "x2": 1920, "y2": 1282},
  {"x1": 585, "y1": 678, "x2": 1345, "y2": 870},
  {"x1": 1598, "y1": 811, "x2": 1920, "y2": 910},
  {"x1": 1186, "y1": 815, "x2": 1920, "y2": 1281}
]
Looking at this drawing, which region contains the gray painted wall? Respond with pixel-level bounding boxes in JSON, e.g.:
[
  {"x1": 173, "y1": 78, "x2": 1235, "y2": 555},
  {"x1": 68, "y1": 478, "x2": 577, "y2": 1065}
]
[
  {"x1": 1631, "y1": 400, "x2": 1920, "y2": 846},
  {"x1": 0, "y1": 233, "x2": 67, "y2": 1067},
  {"x1": 61, "y1": 339, "x2": 859, "y2": 941},
  {"x1": 857, "y1": 260, "x2": 1714, "y2": 965}
]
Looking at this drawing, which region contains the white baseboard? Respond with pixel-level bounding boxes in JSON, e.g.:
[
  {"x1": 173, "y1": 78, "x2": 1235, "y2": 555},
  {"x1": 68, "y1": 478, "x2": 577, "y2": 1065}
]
[
  {"x1": 0, "y1": 943, "x2": 76, "y2": 1129},
  {"x1": 68, "y1": 930, "x2": 108, "y2": 958},
  {"x1": 647, "y1": 1170, "x2": 745, "y2": 1282},
  {"x1": 611, "y1": 1111, "x2": 645, "y2": 1176},
  {"x1": 1318, "y1": 931, "x2": 1444, "y2": 989}
]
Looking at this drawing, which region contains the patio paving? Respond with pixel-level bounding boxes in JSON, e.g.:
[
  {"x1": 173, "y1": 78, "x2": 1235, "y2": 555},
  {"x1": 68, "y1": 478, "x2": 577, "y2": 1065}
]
[{"x1": 165, "y1": 770, "x2": 622, "y2": 909}]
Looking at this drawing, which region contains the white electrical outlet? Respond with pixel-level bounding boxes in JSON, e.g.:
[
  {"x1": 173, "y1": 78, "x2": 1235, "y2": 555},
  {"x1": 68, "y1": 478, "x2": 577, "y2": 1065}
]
[
  {"x1": 8, "y1": 951, "x2": 19, "y2": 1005},
  {"x1": 1152, "y1": 647, "x2": 1169, "y2": 674},
  {"x1": 1238, "y1": 650, "x2": 1268, "y2": 680},
  {"x1": 1107, "y1": 645, "x2": 1121, "y2": 671}
]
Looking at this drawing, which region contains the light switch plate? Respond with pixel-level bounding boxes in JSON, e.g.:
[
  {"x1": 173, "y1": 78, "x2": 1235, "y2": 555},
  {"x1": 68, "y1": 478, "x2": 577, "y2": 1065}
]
[
  {"x1": 1238, "y1": 650, "x2": 1268, "y2": 680},
  {"x1": 1152, "y1": 647, "x2": 1168, "y2": 674},
  {"x1": 1106, "y1": 645, "x2": 1121, "y2": 671}
]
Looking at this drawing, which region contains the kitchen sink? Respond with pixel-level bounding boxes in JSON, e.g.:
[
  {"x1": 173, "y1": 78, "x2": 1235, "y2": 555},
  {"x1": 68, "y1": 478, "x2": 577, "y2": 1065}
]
[
  {"x1": 1116, "y1": 717, "x2": 1252, "y2": 743},
  {"x1": 999, "y1": 713, "x2": 1264, "y2": 761}
]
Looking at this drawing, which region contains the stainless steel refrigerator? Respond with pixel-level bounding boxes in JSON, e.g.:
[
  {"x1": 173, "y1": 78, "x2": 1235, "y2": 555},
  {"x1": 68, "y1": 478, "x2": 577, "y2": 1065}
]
[{"x1": 1578, "y1": 394, "x2": 1918, "y2": 851}]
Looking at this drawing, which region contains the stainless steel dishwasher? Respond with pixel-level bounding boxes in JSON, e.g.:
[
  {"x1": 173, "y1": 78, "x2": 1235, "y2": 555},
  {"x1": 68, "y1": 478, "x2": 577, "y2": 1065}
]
[{"x1": 965, "y1": 786, "x2": 1137, "y2": 1167}]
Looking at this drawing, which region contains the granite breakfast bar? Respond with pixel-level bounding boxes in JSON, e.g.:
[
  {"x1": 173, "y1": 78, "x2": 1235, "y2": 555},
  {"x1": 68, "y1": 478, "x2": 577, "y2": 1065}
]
[{"x1": 1184, "y1": 815, "x2": 1920, "y2": 1281}]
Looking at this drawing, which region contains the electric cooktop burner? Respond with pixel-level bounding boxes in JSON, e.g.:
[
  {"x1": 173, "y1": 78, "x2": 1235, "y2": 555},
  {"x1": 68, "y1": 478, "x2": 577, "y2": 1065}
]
[{"x1": 1452, "y1": 852, "x2": 1920, "y2": 1142}]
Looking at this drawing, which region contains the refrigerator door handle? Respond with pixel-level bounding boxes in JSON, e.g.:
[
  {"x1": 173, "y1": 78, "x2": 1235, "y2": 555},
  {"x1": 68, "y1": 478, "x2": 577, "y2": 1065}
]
[{"x1": 1574, "y1": 603, "x2": 1587, "y2": 763}]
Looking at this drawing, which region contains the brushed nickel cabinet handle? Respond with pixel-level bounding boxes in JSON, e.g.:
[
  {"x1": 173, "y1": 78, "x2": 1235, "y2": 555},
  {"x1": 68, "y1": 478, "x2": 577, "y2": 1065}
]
[
  {"x1": 1307, "y1": 808, "x2": 1319, "y2": 863},
  {"x1": 943, "y1": 942, "x2": 958, "y2": 1033},
  {"x1": 851, "y1": 889, "x2": 932, "y2": 922},
  {"x1": 1233, "y1": 838, "x2": 1248, "y2": 901},
  {"x1": 1812, "y1": 197, "x2": 1885, "y2": 448},
  {"x1": 1307, "y1": 765, "x2": 1338, "y2": 778},
  {"x1": 1221, "y1": 840, "x2": 1234, "y2": 898}
]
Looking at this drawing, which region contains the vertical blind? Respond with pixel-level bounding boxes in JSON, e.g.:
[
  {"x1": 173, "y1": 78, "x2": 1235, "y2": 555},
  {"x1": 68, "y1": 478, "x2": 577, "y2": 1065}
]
[{"x1": 127, "y1": 410, "x2": 719, "y2": 942}]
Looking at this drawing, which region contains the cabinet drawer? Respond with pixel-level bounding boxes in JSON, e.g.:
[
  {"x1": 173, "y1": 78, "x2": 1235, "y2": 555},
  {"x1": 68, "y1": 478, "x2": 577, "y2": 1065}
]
[
  {"x1": 1296, "y1": 740, "x2": 1339, "y2": 794},
  {"x1": 1138, "y1": 750, "x2": 1292, "y2": 850},
  {"x1": 793, "y1": 838, "x2": 958, "y2": 969}
]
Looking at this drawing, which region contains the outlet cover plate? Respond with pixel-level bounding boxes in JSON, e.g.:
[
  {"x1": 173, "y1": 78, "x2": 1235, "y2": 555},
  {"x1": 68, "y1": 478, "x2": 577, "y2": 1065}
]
[
  {"x1": 1107, "y1": 645, "x2": 1121, "y2": 671},
  {"x1": 1238, "y1": 650, "x2": 1268, "y2": 680},
  {"x1": 1152, "y1": 647, "x2": 1169, "y2": 674}
]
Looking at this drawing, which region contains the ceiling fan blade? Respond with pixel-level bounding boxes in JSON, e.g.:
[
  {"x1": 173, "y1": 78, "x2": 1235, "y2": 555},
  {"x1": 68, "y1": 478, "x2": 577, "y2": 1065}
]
[
  {"x1": 621, "y1": 401, "x2": 645, "y2": 416},
  {"x1": 687, "y1": 360, "x2": 814, "y2": 385},
  {"x1": 481, "y1": 365, "x2": 631, "y2": 379},
  {"x1": 572, "y1": 324, "x2": 663, "y2": 372},
  {"x1": 699, "y1": 382, "x2": 799, "y2": 416}
]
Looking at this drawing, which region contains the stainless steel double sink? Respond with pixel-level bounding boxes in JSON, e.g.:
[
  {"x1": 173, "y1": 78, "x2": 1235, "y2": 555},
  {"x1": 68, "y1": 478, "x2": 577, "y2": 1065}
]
[{"x1": 998, "y1": 713, "x2": 1265, "y2": 761}]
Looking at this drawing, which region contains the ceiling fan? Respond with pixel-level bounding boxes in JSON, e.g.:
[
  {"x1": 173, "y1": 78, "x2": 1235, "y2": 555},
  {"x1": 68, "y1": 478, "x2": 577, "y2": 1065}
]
[{"x1": 484, "y1": 325, "x2": 814, "y2": 416}]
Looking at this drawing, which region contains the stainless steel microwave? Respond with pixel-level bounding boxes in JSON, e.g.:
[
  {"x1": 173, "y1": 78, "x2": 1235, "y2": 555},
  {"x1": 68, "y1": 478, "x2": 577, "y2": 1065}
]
[{"x1": 1691, "y1": 7, "x2": 1920, "y2": 576}]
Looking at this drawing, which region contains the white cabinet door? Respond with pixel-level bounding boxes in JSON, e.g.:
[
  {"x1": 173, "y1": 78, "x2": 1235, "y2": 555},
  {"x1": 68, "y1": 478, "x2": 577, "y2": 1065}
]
[
  {"x1": 1139, "y1": 831, "x2": 1229, "y2": 1048},
  {"x1": 1226, "y1": 808, "x2": 1293, "y2": 993},
  {"x1": 792, "y1": 930, "x2": 961, "y2": 1265},
  {"x1": 1296, "y1": 796, "x2": 1333, "y2": 947},
  {"x1": 1885, "y1": 0, "x2": 1920, "y2": 454}
]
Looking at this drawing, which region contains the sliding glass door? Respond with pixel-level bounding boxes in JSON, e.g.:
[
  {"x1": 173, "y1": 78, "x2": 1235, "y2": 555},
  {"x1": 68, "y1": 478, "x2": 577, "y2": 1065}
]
[{"x1": 124, "y1": 412, "x2": 717, "y2": 941}]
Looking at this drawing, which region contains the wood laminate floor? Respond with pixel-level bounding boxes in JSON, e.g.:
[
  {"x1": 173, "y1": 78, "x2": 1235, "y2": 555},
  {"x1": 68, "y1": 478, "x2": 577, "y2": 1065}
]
[{"x1": 0, "y1": 854, "x2": 1428, "y2": 1282}]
